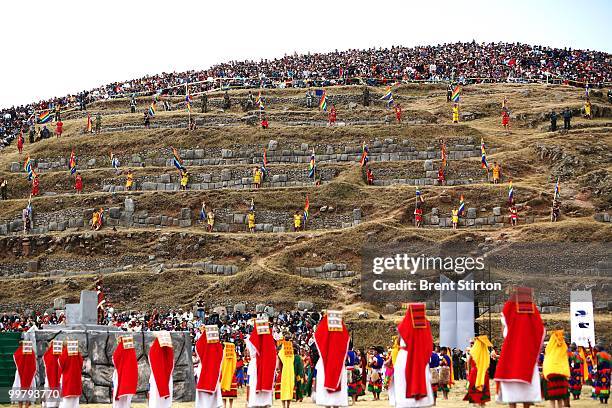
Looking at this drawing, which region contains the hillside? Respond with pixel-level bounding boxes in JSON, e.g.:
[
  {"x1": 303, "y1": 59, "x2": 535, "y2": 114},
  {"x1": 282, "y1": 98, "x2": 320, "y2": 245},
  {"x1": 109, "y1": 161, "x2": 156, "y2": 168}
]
[{"x1": 0, "y1": 82, "x2": 610, "y2": 344}]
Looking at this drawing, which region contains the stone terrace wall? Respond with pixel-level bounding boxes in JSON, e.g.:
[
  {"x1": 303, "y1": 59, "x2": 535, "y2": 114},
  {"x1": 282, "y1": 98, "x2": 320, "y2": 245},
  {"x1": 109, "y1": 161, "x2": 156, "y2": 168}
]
[
  {"x1": 28, "y1": 330, "x2": 195, "y2": 403},
  {"x1": 295, "y1": 262, "x2": 356, "y2": 279},
  {"x1": 8, "y1": 138, "x2": 486, "y2": 173},
  {"x1": 421, "y1": 206, "x2": 535, "y2": 228}
]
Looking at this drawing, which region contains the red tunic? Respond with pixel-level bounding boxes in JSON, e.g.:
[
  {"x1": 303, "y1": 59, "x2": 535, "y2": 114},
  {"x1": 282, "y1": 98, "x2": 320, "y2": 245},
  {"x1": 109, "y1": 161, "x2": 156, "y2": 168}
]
[
  {"x1": 149, "y1": 338, "x2": 174, "y2": 398},
  {"x1": 248, "y1": 324, "x2": 277, "y2": 392},
  {"x1": 314, "y1": 315, "x2": 350, "y2": 392},
  {"x1": 13, "y1": 346, "x2": 37, "y2": 388},
  {"x1": 112, "y1": 339, "x2": 138, "y2": 399},
  {"x1": 397, "y1": 304, "x2": 433, "y2": 399},
  {"x1": 195, "y1": 331, "x2": 223, "y2": 393},
  {"x1": 75, "y1": 175, "x2": 83, "y2": 192},
  {"x1": 58, "y1": 346, "x2": 83, "y2": 398},
  {"x1": 43, "y1": 346, "x2": 61, "y2": 390}
]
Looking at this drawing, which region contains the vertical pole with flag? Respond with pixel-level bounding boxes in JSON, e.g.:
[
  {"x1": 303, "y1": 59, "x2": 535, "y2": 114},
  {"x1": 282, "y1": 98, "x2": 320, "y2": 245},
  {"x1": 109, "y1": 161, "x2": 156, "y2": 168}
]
[
  {"x1": 308, "y1": 148, "x2": 316, "y2": 183},
  {"x1": 481, "y1": 137, "x2": 489, "y2": 181},
  {"x1": 508, "y1": 180, "x2": 514, "y2": 204},
  {"x1": 359, "y1": 141, "x2": 369, "y2": 167},
  {"x1": 303, "y1": 194, "x2": 310, "y2": 229},
  {"x1": 69, "y1": 150, "x2": 77, "y2": 176},
  {"x1": 554, "y1": 177, "x2": 561, "y2": 200},
  {"x1": 458, "y1": 194, "x2": 465, "y2": 216},
  {"x1": 416, "y1": 188, "x2": 424, "y2": 206}
]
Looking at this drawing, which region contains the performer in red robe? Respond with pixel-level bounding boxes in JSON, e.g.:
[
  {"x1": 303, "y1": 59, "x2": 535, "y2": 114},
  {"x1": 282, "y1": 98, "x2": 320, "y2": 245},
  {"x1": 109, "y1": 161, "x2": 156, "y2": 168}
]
[
  {"x1": 246, "y1": 318, "x2": 277, "y2": 407},
  {"x1": 112, "y1": 336, "x2": 138, "y2": 408},
  {"x1": 195, "y1": 326, "x2": 224, "y2": 408},
  {"x1": 74, "y1": 173, "x2": 83, "y2": 194},
  {"x1": 31, "y1": 175, "x2": 40, "y2": 196},
  {"x1": 393, "y1": 303, "x2": 434, "y2": 407},
  {"x1": 43, "y1": 340, "x2": 63, "y2": 408},
  {"x1": 313, "y1": 310, "x2": 350, "y2": 407},
  {"x1": 494, "y1": 287, "x2": 545, "y2": 405},
  {"x1": 58, "y1": 340, "x2": 84, "y2": 408},
  {"x1": 12, "y1": 340, "x2": 37, "y2": 407},
  {"x1": 148, "y1": 332, "x2": 174, "y2": 408}
]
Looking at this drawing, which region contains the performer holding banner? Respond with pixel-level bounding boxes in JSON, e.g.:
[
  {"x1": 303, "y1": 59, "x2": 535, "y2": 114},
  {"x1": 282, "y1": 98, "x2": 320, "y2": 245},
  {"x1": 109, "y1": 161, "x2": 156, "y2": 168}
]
[
  {"x1": 494, "y1": 287, "x2": 545, "y2": 405},
  {"x1": 393, "y1": 303, "x2": 434, "y2": 407},
  {"x1": 148, "y1": 331, "x2": 174, "y2": 408},
  {"x1": 43, "y1": 340, "x2": 63, "y2": 408},
  {"x1": 246, "y1": 318, "x2": 277, "y2": 407},
  {"x1": 220, "y1": 342, "x2": 238, "y2": 407},
  {"x1": 58, "y1": 340, "x2": 84, "y2": 408},
  {"x1": 112, "y1": 336, "x2": 138, "y2": 408},
  {"x1": 11, "y1": 340, "x2": 37, "y2": 408},
  {"x1": 313, "y1": 310, "x2": 350, "y2": 408},
  {"x1": 195, "y1": 325, "x2": 224, "y2": 408},
  {"x1": 278, "y1": 337, "x2": 296, "y2": 407}
]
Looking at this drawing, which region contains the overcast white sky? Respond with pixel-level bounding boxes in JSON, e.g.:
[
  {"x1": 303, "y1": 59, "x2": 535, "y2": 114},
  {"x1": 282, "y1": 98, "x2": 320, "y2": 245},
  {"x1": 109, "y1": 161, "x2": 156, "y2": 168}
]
[{"x1": 1, "y1": 0, "x2": 610, "y2": 108}]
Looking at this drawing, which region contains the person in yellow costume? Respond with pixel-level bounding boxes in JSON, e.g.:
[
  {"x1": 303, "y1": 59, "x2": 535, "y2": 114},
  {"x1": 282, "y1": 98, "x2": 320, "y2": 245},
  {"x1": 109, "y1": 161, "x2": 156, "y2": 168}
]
[
  {"x1": 464, "y1": 335, "x2": 493, "y2": 404},
  {"x1": 492, "y1": 162, "x2": 501, "y2": 184},
  {"x1": 278, "y1": 338, "x2": 296, "y2": 408},
  {"x1": 220, "y1": 342, "x2": 238, "y2": 408},
  {"x1": 248, "y1": 211, "x2": 255, "y2": 233},
  {"x1": 451, "y1": 209, "x2": 459, "y2": 230},
  {"x1": 584, "y1": 99, "x2": 592, "y2": 119},
  {"x1": 253, "y1": 167, "x2": 262, "y2": 189},
  {"x1": 542, "y1": 330, "x2": 571, "y2": 407},
  {"x1": 180, "y1": 170, "x2": 189, "y2": 190},
  {"x1": 452, "y1": 103, "x2": 459, "y2": 123},
  {"x1": 293, "y1": 211, "x2": 302, "y2": 232},
  {"x1": 125, "y1": 170, "x2": 134, "y2": 191},
  {"x1": 206, "y1": 209, "x2": 215, "y2": 232}
]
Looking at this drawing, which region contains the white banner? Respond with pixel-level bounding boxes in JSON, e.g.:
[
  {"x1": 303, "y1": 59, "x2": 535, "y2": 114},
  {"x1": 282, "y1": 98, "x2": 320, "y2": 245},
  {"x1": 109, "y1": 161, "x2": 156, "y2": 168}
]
[
  {"x1": 570, "y1": 291, "x2": 595, "y2": 347},
  {"x1": 439, "y1": 274, "x2": 474, "y2": 350}
]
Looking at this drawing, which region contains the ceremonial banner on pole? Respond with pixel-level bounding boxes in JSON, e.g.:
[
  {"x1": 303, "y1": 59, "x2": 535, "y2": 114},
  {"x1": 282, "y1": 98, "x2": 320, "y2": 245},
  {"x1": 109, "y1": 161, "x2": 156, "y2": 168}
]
[{"x1": 570, "y1": 290, "x2": 595, "y2": 347}]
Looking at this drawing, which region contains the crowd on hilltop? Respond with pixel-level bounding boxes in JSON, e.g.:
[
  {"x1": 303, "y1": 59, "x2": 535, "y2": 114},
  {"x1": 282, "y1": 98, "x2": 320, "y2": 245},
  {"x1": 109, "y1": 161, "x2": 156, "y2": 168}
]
[{"x1": 1, "y1": 41, "x2": 610, "y2": 148}]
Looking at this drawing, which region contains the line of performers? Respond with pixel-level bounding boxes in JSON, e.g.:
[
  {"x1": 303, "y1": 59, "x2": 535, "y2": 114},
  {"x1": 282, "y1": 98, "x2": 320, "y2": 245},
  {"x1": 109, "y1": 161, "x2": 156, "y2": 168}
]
[{"x1": 10, "y1": 289, "x2": 611, "y2": 408}]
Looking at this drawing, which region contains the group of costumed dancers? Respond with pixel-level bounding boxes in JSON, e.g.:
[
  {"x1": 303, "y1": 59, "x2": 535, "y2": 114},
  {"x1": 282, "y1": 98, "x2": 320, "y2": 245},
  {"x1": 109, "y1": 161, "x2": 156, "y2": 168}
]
[{"x1": 10, "y1": 287, "x2": 611, "y2": 408}]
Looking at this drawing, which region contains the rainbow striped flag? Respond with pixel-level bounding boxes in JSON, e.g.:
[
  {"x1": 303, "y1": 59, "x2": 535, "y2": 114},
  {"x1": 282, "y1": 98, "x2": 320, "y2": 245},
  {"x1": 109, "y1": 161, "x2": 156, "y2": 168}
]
[
  {"x1": 69, "y1": 150, "x2": 77, "y2": 175},
  {"x1": 319, "y1": 91, "x2": 327, "y2": 111},
  {"x1": 37, "y1": 111, "x2": 52, "y2": 124},
  {"x1": 480, "y1": 138, "x2": 488, "y2": 169},
  {"x1": 148, "y1": 101, "x2": 156, "y2": 117},
  {"x1": 308, "y1": 150, "x2": 316, "y2": 178},
  {"x1": 554, "y1": 177, "x2": 560, "y2": 199},
  {"x1": 359, "y1": 142, "x2": 369, "y2": 167},
  {"x1": 441, "y1": 141, "x2": 448, "y2": 167},
  {"x1": 256, "y1": 91, "x2": 264, "y2": 111},
  {"x1": 24, "y1": 155, "x2": 36, "y2": 180},
  {"x1": 380, "y1": 86, "x2": 394, "y2": 107},
  {"x1": 458, "y1": 194, "x2": 465, "y2": 216},
  {"x1": 451, "y1": 85, "x2": 461, "y2": 102},
  {"x1": 508, "y1": 180, "x2": 514, "y2": 202},
  {"x1": 172, "y1": 147, "x2": 185, "y2": 171},
  {"x1": 303, "y1": 194, "x2": 310, "y2": 222},
  {"x1": 416, "y1": 188, "x2": 424, "y2": 203}
]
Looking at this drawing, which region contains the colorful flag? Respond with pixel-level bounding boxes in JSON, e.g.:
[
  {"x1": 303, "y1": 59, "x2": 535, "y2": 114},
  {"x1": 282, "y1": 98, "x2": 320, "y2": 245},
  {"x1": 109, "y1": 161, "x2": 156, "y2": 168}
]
[
  {"x1": 480, "y1": 138, "x2": 488, "y2": 169},
  {"x1": 508, "y1": 180, "x2": 514, "y2": 202},
  {"x1": 24, "y1": 155, "x2": 36, "y2": 180},
  {"x1": 359, "y1": 142, "x2": 369, "y2": 167},
  {"x1": 185, "y1": 93, "x2": 192, "y2": 113},
  {"x1": 319, "y1": 90, "x2": 327, "y2": 111},
  {"x1": 308, "y1": 149, "x2": 316, "y2": 178},
  {"x1": 416, "y1": 188, "x2": 424, "y2": 203},
  {"x1": 148, "y1": 100, "x2": 157, "y2": 117},
  {"x1": 37, "y1": 111, "x2": 52, "y2": 124},
  {"x1": 451, "y1": 85, "x2": 461, "y2": 103},
  {"x1": 554, "y1": 177, "x2": 561, "y2": 199},
  {"x1": 172, "y1": 147, "x2": 186, "y2": 171},
  {"x1": 441, "y1": 141, "x2": 448, "y2": 167},
  {"x1": 69, "y1": 150, "x2": 77, "y2": 175},
  {"x1": 256, "y1": 91, "x2": 264, "y2": 111},
  {"x1": 458, "y1": 194, "x2": 465, "y2": 216},
  {"x1": 303, "y1": 194, "x2": 310, "y2": 222},
  {"x1": 86, "y1": 113, "x2": 92, "y2": 133},
  {"x1": 380, "y1": 86, "x2": 394, "y2": 107},
  {"x1": 249, "y1": 198, "x2": 255, "y2": 212},
  {"x1": 110, "y1": 152, "x2": 120, "y2": 170},
  {"x1": 199, "y1": 203, "x2": 207, "y2": 221}
]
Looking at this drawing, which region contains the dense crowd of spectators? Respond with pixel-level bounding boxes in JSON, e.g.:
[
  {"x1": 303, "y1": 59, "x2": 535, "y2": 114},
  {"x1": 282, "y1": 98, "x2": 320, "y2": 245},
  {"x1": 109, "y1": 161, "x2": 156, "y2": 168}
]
[{"x1": 1, "y1": 41, "x2": 610, "y2": 149}]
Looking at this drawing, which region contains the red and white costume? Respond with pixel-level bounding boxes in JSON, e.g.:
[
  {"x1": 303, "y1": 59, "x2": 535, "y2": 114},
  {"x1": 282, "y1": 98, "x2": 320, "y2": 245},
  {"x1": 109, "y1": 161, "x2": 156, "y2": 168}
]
[
  {"x1": 43, "y1": 340, "x2": 63, "y2": 408},
  {"x1": 148, "y1": 332, "x2": 174, "y2": 408},
  {"x1": 494, "y1": 287, "x2": 545, "y2": 403},
  {"x1": 112, "y1": 336, "x2": 138, "y2": 408},
  {"x1": 245, "y1": 318, "x2": 276, "y2": 407},
  {"x1": 58, "y1": 341, "x2": 84, "y2": 408},
  {"x1": 11, "y1": 340, "x2": 37, "y2": 403},
  {"x1": 314, "y1": 311, "x2": 350, "y2": 407},
  {"x1": 195, "y1": 326, "x2": 224, "y2": 408},
  {"x1": 393, "y1": 304, "x2": 434, "y2": 407}
]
